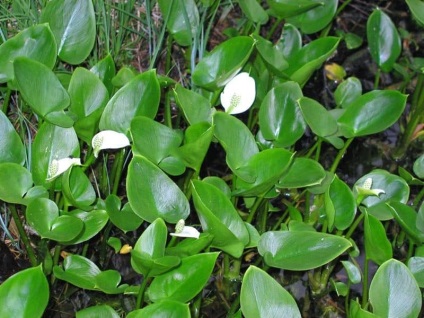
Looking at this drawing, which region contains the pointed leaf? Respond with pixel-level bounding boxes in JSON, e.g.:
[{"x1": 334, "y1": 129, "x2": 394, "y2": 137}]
[
  {"x1": 0, "y1": 163, "x2": 33, "y2": 204},
  {"x1": 298, "y1": 97, "x2": 338, "y2": 137},
  {"x1": 278, "y1": 158, "x2": 326, "y2": 188},
  {"x1": 173, "y1": 84, "x2": 213, "y2": 125},
  {"x1": 364, "y1": 211, "x2": 392, "y2": 265}
]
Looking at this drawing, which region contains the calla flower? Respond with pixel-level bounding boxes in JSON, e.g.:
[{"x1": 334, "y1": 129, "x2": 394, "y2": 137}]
[
  {"x1": 92, "y1": 130, "x2": 130, "y2": 158},
  {"x1": 170, "y1": 219, "x2": 200, "y2": 239},
  {"x1": 220, "y1": 72, "x2": 256, "y2": 114},
  {"x1": 47, "y1": 157, "x2": 81, "y2": 181},
  {"x1": 356, "y1": 177, "x2": 385, "y2": 197}
]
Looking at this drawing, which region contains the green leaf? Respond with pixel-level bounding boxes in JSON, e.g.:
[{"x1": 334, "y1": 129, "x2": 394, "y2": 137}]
[
  {"x1": 235, "y1": 148, "x2": 294, "y2": 196},
  {"x1": 105, "y1": 195, "x2": 143, "y2": 233},
  {"x1": 166, "y1": 233, "x2": 214, "y2": 257},
  {"x1": 14, "y1": 57, "x2": 70, "y2": 125},
  {"x1": 253, "y1": 34, "x2": 288, "y2": 75},
  {"x1": 127, "y1": 300, "x2": 190, "y2": 318},
  {"x1": 31, "y1": 123, "x2": 80, "y2": 188},
  {"x1": 192, "y1": 36, "x2": 255, "y2": 90},
  {"x1": 278, "y1": 158, "x2": 326, "y2": 188},
  {"x1": 173, "y1": 84, "x2": 213, "y2": 125},
  {"x1": 406, "y1": 0, "x2": 424, "y2": 26},
  {"x1": 349, "y1": 300, "x2": 379, "y2": 318},
  {"x1": 90, "y1": 54, "x2": 116, "y2": 95},
  {"x1": 0, "y1": 163, "x2": 33, "y2": 204},
  {"x1": 354, "y1": 170, "x2": 410, "y2": 220},
  {"x1": 0, "y1": 24, "x2": 56, "y2": 83},
  {"x1": 258, "y1": 231, "x2": 351, "y2": 270},
  {"x1": 127, "y1": 156, "x2": 190, "y2": 223},
  {"x1": 341, "y1": 260, "x2": 361, "y2": 284},
  {"x1": 298, "y1": 97, "x2": 338, "y2": 137},
  {"x1": 213, "y1": 111, "x2": 259, "y2": 181},
  {"x1": 239, "y1": 0, "x2": 268, "y2": 24},
  {"x1": 364, "y1": 211, "x2": 392, "y2": 265},
  {"x1": 338, "y1": 91, "x2": 407, "y2": 138},
  {"x1": 329, "y1": 175, "x2": 356, "y2": 230},
  {"x1": 369, "y1": 259, "x2": 421, "y2": 318},
  {"x1": 367, "y1": 9, "x2": 401, "y2": 72},
  {"x1": 147, "y1": 252, "x2": 219, "y2": 303},
  {"x1": 0, "y1": 265, "x2": 49, "y2": 318},
  {"x1": 259, "y1": 81, "x2": 305, "y2": 147},
  {"x1": 64, "y1": 209, "x2": 109, "y2": 245},
  {"x1": 334, "y1": 77, "x2": 362, "y2": 108},
  {"x1": 276, "y1": 24, "x2": 302, "y2": 59},
  {"x1": 267, "y1": 0, "x2": 322, "y2": 19},
  {"x1": 286, "y1": 0, "x2": 338, "y2": 34},
  {"x1": 0, "y1": 111, "x2": 26, "y2": 165},
  {"x1": 157, "y1": 0, "x2": 199, "y2": 46},
  {"x1": 76, "y1": 305, "x2": 120, "y2": 318},
  {"x1": 387, "y1": 202, "x2": 424, "y2": 244},
  {"x1": 68, "y1": 67, "x2": 109, "y2": 143},
  {"x1": 26, "y1": 198, "x2": 84, "y2": 242},
  {"x1": 408, "y1": 257, "x2": 424, "y2": 288},
  {"x1": 41, "y1": 0, "x2": 96, "y2": 64},
  {"x1": 241, "y1": 266, "x2": 301, "y2": 318},
  {"x1": 99, "y1": 70, "x2": 160, "y2": 135},
  {"x1": 192, "y1": 180, "x2": 249, "y2": 258},
  {"x1": 413, "y1": 154, "x2": 424, "y2": 179},
  {"x1": 285, "y1": 37, "x2": 340, "y2": 87},
  {"x1": 62, "y1": 167, "x2": 96, "y2": 209}
]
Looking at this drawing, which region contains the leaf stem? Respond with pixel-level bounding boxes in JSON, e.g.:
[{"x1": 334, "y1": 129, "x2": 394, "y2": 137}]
[
  {"x1": 330, "y1": 137, "x2": 354, "y2": 173},
  {"x1": 9, "y1": 204, "x2": 37, "y2": 266},
  {"x1": 135, "y1": 275, "x2": 151, "y2": 309}
]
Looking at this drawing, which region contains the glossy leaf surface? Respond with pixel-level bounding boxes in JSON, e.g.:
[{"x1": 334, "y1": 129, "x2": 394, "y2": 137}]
[
  {"x1": 334, "y1": 77, "x2": 362, "y2": 108},
  {"x1": 0, "y1": 163, "x2": 33, "y2": 204},
  {"x1": 174, "y1": 84, "x2": 213, "y2": 125},
  {"x1": 105, "y1": 195, "x2": 143, "y2": 232},
  {"x1": 298, "y1": 97, "x2": 338, "y2": 137},
  {"x1": 364, "y1": 211, "x2": 392, "y2": 265},
  {"x1": 278, "y1": 158, "x2": 326, "y2": 188},
  {"x1": 241, "y1": 266, "x2": 301, "y2": 318},
  {"x1": 76, "y1": 305, "x2": 120, "y2": 318},
  {"x1": 127, "y1": 300, "x2": 190, "y2": 318}
]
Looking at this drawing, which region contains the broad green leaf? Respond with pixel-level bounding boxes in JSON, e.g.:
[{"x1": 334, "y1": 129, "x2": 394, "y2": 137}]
[
  {"x1": 413, "y1": 154, "x2": 424, "y2": 179},
  {"x1": 285, "y1": 37, "x2": 340, "y2": 87},
  {"x1": 213, "y1": 111, "x2": 259, "y2": 181},
  {"x1": 329, "y1": 175, "x2": 356, "y2": 230},
  {"x1": 0, "y1": 265, "x2": 49, "y2": 318},
  {"x1": 90, "y1": 54, "x2": 116, "y2": 95},
  {"x1": 64, "y1": 210, "x2": 109, "y2": 245},
  {"x1": 276, "y1": 24, "x2": 302, "y2": 59},
  {"x1": 0, "y1": 163, "x2": 32, "y2": 204},
  {"x1": 192, "y1": 180, "x2": 249, "y2": 258},
  {"x1": 173, "y1": 84, "x2": 213, "y2": 125},
  {"x1": 147, "y1": 252, "x2": 219, "y2": 303},
  {"x1": 0, "y1": 24, "x2": 56, "y2": 83},
  {"x1": 41, "y1": 0, "x2": 96, "y2": 64},
  {"x1": 131, "y1": 116, "x2": 182, "y2": 165},
  {"x1": 259, "y1": 81, "x2": 305, "y2": 147},
  {"x1": 298, "y1": 97, "x2": 338, "y2": 137},
  {"x1": 157, "y1": 0, "x2": 199, "y2": 46},
  {"x1": 338, "y1": 91, "x2": 407, "y2": 138},
  {"x1": 127, "y1": 300, "x2": 190, "y2": 318},
  {"x1": 95, "y1": 270, "x2": 128, "y2": 294},
  {"x1": 192, "y1": 36, "x2": 255, "y2": 90},
  {"x1": 278, "y1": 158, "x2": 326, "y2": 188},
  {"x1": 367, "y1": 9, "x2": 401, "y2": 72},
  {"x1": 62, "y1": 167, "x2": 96, "y2": 209},
  {"x1": 387, "y1": 202, "x2": 424, "y2": 243},
  {"x1": 14, "y1": 57, "x2": 71, "y2": 125},
  {"x1": 105, "y1": 195, "x2": 143, "y2": 233},
  {"x1": 26, "y1": 198, "x2": 84, "y2": 242},
  {"x1": 369, "y1": 259, "x2": 421, "y2": 318},
  {"x1": 0, "y1": 111, "x2": 26, "y2": 165},
  {"x1": 364, "y1": 211, "x2": 392, "y2": 265},
  {"x1": 354, "y1": 170, "x2": 410, "y2": 220},
  {"x1": 235, "y1": 148, "x2": 294, "y2": 196},
  {"x1": 406, "y1": 0, "x2": 424, "y2": 26},
  {"x1": 408, "y1": 257, "x2": 424, "y2": 288},
  {"x1": 258, "y1": 231, "x2": 351, "y2": 270},
  {"x1": 239, "y1": 0, "x2": 268, "y2": 24},
  {"x1": 349, "y1": 300, "x2": 379, "y2": 318},
  {"x1": 267, "y1": 0, "x2": 322, "y2": 19},
  {"x1": 286, "y1": 0, "x2": 338, "y2": 34},
  {"x1": 31, "y1": 123, "x2": 80, "y2": 188},
  {"x1": 99, "y1": 70, "x2": 160, "y2": 135},
  {"x1": 127, "y1": 156, "x2": 190, "y2": 223},
  {"x1": 341, "y1": 261, "x2": 361, "y2": 284},
  {"x1": 241, "y1": 266, "x2": 301, "y2": 318},
  {"x1": 334, "y1": 77, "x2": 362, "y2": 108},
  {"x1": 76, "y1": 305, "x2": 120, "y2": 318},
  {"x1": 166, "y1": 233, "x2": 214, "y2": 257},
  {"x1": 68, "y1": 67, "x2": 109, "y2": 143},
  {"x1": 253, "y1": 34, "x2": 288, "y2": 75}
]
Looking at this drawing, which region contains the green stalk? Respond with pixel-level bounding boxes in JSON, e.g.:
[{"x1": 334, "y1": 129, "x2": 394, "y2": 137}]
[
  {"x1": 111, "y1": 149, "x2": 126, "y2": 195},
  {"x1": 1, "y1": 88, "x2": 11, "y2": 114},
  {"x1": 164, "y1": 35, "x2": 173, "y2": 128},
  {"x1": 246, "y1": 195, "x2": 265, "y2": 224},
  {"x1": 361, "y1": 259, "x2": 369, "y2": 309},
  {"x1": 9, "y1": 204, "x2": 37, "y2": 266},
  {"x1": 51, "y1": 244, "x2": 62, "y2": 284},
  {"x1": 330, "y1": 137, "x2": 354, "y2": 173},
  {"x1": 373, "y1": 68, "x2": 381, "y2": 90},
  {"x1": 136, "y1": 275, "x2": 151, "y2": 309}
]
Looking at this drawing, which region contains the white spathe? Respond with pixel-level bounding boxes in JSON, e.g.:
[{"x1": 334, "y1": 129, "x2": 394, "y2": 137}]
[
  {"x1": 92, "y1": 130, "x2": 130, "y2": 158},
  {"x1": 170, "y1": 219, "x2": 200, "y2": 239},
  {"x1": 47, "y1": 157, "x2": 81, "y2": 181},
  {"x1": 220, "y1": 72, "x2": 256, "y2": 115}
]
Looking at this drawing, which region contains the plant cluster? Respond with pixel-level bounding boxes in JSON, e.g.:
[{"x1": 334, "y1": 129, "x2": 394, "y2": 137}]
[{"x1": 0, "y1": 0, "x2": 424, "y2": 317}]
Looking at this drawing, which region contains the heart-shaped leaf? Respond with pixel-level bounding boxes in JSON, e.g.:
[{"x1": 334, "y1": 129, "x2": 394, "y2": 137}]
[{"x1": 105, "y1": 195, "x2": 143, "y2": 232}]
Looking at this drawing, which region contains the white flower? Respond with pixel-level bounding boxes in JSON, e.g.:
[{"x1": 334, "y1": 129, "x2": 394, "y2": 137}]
[
  {"x1": 47, "y1": 157, "x2": 81, "y2": 181},
  {"x1": 92, "y1": 130, "x2": 130, "y2": 158},
  {"x1": 170, "y1": 219, "x2": 200, "y2": 239},
  {"x1": 220, "y1": 72, "x2": 256, "y2": 115}
]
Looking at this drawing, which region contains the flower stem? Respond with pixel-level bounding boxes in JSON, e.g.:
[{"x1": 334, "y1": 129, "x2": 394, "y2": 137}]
[
  {"x1": 330, "y1": 137, "x2": 354, "y2": 173},
  {"x1": 136, "y1": 275, "x2": 151, "y2": 309},
  {"x1": 9, "y1": 204, "x2": 37, "y2": 267}
]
